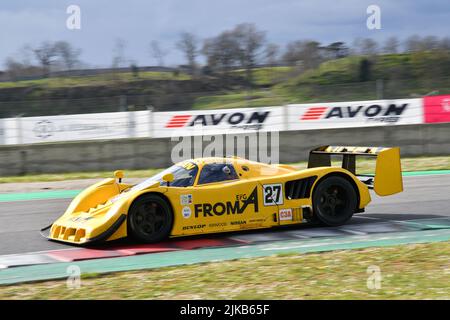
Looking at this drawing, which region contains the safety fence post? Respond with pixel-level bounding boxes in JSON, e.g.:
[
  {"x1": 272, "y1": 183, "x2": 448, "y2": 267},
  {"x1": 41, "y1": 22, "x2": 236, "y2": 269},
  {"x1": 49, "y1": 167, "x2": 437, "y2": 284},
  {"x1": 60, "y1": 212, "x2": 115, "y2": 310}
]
[
  {"x1": 0, "y1": 119, "x2": 4, "y2": 145},
  {"x1": 283, "y1": 104, "x2": 289, "y2": 131},
  {"x1": 127, "y1": 109, "x2": 136, "y2": 138},
  {"x1": 147, "y1": 105, "x2": 154, "y2": 138},
  {"x1": 16, "y1": 116, "x2": 23, "y2": 145}
]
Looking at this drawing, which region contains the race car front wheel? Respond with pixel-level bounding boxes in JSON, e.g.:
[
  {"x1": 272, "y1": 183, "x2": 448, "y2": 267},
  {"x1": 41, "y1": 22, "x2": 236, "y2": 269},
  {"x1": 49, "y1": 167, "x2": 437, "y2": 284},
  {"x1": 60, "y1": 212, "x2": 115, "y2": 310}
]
[
  {"x1": 128, "y1": 194, "x2": 173, "y2": 243},
  {"x1": 312, "y1": 175, "x2": 357, "y2": 226}
]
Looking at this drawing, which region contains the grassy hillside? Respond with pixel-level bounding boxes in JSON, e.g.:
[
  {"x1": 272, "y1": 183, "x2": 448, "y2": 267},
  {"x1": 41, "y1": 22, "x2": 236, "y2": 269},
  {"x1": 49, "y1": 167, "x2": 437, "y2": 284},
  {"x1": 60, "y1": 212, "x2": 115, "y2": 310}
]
[
  {"x1": 275, "y1": 52, "x2": 450, "y2": 103},
  {"x1": 0, "y1": 71, "x2": 191, "y2": 90},
  {"x1": 195, "y1": 52, "x2": 450, "y2": 109},
  {"x1": 1, "y1": 51, "x2": 449, "y2": 114}
]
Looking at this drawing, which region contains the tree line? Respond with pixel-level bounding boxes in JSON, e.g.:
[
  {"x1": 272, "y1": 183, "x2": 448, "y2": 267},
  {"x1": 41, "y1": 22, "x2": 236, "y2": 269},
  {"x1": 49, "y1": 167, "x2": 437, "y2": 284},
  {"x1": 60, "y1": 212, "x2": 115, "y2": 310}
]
[{"x1": 3, "y1": 23, "x2": 450, "y2": 82}]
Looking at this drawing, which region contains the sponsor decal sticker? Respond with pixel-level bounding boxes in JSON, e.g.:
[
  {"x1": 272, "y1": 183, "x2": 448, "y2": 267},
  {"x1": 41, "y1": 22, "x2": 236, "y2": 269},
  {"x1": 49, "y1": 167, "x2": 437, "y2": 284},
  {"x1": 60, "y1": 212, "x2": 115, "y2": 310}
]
[
  {"x1": 249, "y1": 218, "x2": 265, "y2": 223},
  {"x1": 166, "y1": 115, "x2": 192, "y2": 128},
  {"x1": 263, "y1": 184, "x2": 283, "y2": 206},
  {"x1": 194, "y1": 187, "x2": 259, "y2": 218},
  {"x1": 299, "y1": 102, "x2": 409, "y2": 123},
  {"x1": 245, "y1": 222, "x2": 263, "y2": 228},
  {"x1": 165, "y1": 111, "x2": 270, "y2": 130},
  {"x1": 181, "y1": 161, "x2": 197, "y2": 170},
  {"x1": 300, "y1": 107, "x2": 328, "y2": 120},
  {"x1": 208, "y1": 222, "x2": 227, "y2": 228},
  {"x1": 33, "y1": 120, "x2": 56, "y2": 138},
  {"x1": 423, "y1": 95, "x2": 450, "y2": 124},
  {"x1": 180, "y1": 194, "x2": 193, "y2": 205},
  {"x1": 279, "y1": 208, "x2": 293, "y2": 221},
  {"x1": 182, "y1": 206, "x2": 192, "y2": 219},
  {"x1": 230, "y1": 220, "x2": 247, "y2": 226},
  {"x1": 182, "y1": 224, "x2": 205, "y2": 231}
]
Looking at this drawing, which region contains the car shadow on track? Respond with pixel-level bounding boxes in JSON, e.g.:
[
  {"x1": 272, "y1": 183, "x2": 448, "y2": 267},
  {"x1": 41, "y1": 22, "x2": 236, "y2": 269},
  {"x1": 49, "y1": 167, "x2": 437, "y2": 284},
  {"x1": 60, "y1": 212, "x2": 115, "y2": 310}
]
[{"x1": 70, "y1": 213, "x2": 450, "y2": 252}]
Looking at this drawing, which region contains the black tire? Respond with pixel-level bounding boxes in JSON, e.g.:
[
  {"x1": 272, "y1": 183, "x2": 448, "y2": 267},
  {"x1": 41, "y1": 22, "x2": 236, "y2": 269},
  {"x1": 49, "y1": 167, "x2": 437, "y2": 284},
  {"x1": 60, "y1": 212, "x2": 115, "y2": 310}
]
[
  {"x1": 127, "y1": 194, "x2": 173, "y2": 243},
  {"x1": 312, "y1": 175, "x2": 357, "y2": 226}
]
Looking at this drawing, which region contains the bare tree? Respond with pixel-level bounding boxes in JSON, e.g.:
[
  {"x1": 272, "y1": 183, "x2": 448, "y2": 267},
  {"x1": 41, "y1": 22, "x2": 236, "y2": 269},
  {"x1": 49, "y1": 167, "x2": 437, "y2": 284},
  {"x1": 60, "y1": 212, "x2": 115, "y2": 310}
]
[
  {"x1": 32, "y1": 41, "x2": 58, "y2": 76},
  {"x1": 202, "y1": 31, "x2": 240, "y2": 75},
  {"x1": 302, "y1": 41, "x2": 323, "y2": 68},
  {"x1": 282, "y1": 41, "x2": 303, "y2": 66},
  {"x1": 149, "y1": 40, "x2": 169, "y2": 66},
  {"x1": 3, "y1": 45, "x2": 40, "y2": 80},
  {"x1": 54, "y1": 41, "x2": 82, "y2": 70},
  {"x1": 264, "y1": 43, "x2": 279, "y2": 84},
  {"x1": 232, "y1": 23, "x2": 266, "y2": 83},
  {"x1": 405, "y1": 35, "x2": 441, "y2": 52},
  {"x1": 18, "y1": 44, "x2": 34, "y2": 67},
  {"x1": 4, "y1": 58, "x2": 25, "y2": 80},
  {"x1": 350, "y1": 37, "x2": 363, "y2": 55},
  {"x1": 282, "y1": 40, "x2": 323, "y2": 69},
  {"x1": 176, "y1": 32, "x2": 198, "y2": 73},
  {"x1": 112, "y1": 38, "x2": 127, "y2": 68},
  {"x1": 202, "y1": 23, "x2": 265, "y2": 83},
  {"x1": 265, "y1": 43, "x2": 279, "y2": 66},
  {"x1": 439, "y1": 37, "x2": 450, "y2": 51},
  {"x1": 201, "y1": 38, "x2": 217, "y2": 70},
  {"x1": 422, "y1": 35, "x2": 440, "y2": 51},
  {"x1": 404, "y1": 35, "x2": 423, "y2": 52},
  {"x1": 383, "y1": 36, "x2": 400, "y2": 54},
  {"x1": 359, "y1": 38, "x2": 379, "y2": 55}
]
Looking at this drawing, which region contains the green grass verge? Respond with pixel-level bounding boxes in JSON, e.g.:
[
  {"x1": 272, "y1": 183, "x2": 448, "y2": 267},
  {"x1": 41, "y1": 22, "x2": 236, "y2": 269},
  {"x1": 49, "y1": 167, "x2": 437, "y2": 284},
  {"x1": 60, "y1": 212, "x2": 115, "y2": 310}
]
[
  {"x1": 0, "y1": 155, "x2": 449, "y2": 184},
  {"x1": 0, "y1": 242, "x2": 448, "y2": 299}
]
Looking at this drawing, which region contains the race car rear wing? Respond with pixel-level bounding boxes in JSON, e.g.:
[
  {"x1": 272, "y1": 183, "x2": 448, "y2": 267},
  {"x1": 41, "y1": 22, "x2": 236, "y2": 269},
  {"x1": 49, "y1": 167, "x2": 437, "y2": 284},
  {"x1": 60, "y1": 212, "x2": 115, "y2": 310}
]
[{"x1": 308, "y1": 146, "x2": 403, "y2": 196}]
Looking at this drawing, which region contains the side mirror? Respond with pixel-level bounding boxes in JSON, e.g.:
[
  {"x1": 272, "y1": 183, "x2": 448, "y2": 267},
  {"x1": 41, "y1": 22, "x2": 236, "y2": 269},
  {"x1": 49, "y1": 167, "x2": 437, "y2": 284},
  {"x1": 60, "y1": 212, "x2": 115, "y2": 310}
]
[
  {"x1": 114, "y1": 170, "x2": 124, "y2": 183},
  {"x1": 222, "y1": 166, "x2": 231, "y2": 175},
  {"x1": 162, "y1": 173, "x2": 174, "y2": 186}
]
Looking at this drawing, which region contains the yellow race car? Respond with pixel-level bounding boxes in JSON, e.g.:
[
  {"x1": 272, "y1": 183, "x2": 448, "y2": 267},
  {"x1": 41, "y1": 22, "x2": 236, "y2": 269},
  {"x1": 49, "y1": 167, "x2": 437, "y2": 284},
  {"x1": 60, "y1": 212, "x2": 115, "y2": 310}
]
[{"x1": 43, "y1": 146, "x2": 403, "y2": 245}]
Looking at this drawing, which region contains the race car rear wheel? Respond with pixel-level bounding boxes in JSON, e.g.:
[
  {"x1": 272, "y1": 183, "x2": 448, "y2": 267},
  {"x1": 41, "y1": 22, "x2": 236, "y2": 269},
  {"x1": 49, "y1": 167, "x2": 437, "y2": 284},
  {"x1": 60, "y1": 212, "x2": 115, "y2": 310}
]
[
  {"x1": 128, "y1": 194, "x2": 173, "y2": 243},
  {"x1": 312, "y1": 175, "x2": 357, "y2": 226}
]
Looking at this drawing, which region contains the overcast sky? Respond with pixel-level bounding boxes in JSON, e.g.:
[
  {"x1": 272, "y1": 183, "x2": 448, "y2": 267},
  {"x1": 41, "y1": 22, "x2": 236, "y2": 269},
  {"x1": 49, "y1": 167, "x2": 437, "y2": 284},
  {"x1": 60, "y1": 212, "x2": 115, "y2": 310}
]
[{"x1": 0, "y1": 0, "x2": 449, "y2": 68}]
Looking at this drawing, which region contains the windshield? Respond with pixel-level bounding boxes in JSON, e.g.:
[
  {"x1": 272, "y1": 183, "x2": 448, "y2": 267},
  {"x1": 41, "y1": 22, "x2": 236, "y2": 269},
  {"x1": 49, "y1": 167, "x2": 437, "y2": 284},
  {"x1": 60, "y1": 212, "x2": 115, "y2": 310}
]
[{"x1": 128, "y1": 161, "x2": 198, "y2": 192}]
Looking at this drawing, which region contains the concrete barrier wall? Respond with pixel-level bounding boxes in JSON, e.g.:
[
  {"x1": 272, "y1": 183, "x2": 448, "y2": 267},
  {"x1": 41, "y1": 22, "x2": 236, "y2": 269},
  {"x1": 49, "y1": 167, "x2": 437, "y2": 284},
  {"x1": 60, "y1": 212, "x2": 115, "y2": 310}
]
[
  {"x1": 279, "y1": 122, "x2": 450, "y2": 163},
  {"x1": 0, "y1": 122, "x2": 449, "y2": 176}
]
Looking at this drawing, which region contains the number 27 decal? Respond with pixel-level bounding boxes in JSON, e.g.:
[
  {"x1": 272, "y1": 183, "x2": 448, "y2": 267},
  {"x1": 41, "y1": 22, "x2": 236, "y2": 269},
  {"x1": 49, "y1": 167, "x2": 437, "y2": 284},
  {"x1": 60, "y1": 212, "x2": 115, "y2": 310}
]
[{"x1": 263, "y1": 184, "x2": 283, "y2": 206}]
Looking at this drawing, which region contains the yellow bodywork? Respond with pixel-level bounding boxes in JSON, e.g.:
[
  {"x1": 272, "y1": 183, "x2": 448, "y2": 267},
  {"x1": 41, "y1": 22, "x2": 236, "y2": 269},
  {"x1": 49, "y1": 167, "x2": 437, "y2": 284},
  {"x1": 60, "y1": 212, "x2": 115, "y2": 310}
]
[
  {"x1": 310, "y1": 146, "x2": 403, "y2": 196},
  {"x1": 47, "y1": 145, "x2": 403, "y2": 245}
]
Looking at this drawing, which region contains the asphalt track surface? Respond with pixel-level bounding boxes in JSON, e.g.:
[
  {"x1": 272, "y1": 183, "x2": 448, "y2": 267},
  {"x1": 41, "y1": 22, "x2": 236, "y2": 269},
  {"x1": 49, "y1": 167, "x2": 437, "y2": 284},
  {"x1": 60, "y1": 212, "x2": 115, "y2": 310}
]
[{"x1": 0, "y1": 174, "x2": 449, "y2": 256}]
